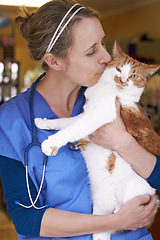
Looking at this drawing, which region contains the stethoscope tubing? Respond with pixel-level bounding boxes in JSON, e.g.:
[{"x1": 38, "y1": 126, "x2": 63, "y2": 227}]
[
  {"x1": 15, "y1": 72, "x2": 49, "y2": 209},
  {"x1": 15, "y1": 72, "x2": 80, "y2": 209}
]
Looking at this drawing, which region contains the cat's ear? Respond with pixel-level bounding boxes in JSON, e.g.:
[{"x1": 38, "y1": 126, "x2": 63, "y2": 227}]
[
  {"x1": 112, "y1": 41, "x2": 124, "y2": 59},
  {"x1": 145, "y1": 64, "x2": 160, "y2": 76}
]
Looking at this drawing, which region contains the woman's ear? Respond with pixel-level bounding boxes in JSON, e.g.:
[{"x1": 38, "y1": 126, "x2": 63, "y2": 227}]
[{"x1": 43, "y1": 53, "x2": 63, "y2": 71}]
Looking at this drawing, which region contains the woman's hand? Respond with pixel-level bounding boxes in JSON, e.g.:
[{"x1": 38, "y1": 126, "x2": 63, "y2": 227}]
[
  {"x1": 89, "y1": 98, "x2": 157, "y2": 178},
  {"x1": 115, "y1": 194, "x2": 157, "y2": 231}
]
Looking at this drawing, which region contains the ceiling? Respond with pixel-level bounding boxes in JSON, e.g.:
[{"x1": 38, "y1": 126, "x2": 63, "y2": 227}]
[{"x1": 0, "y1": 0, "x2": 160, "y2": 18}]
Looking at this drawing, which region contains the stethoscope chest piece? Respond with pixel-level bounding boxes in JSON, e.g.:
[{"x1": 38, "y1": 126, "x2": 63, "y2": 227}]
[{"x1": 68, "y1": 141, "x2": 80, "y2": 151}]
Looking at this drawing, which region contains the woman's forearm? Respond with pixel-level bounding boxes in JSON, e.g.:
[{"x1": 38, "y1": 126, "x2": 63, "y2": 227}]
[
  {"x1": 40, "y1": 194, "x2": 156, "y2": 238},
  {"x1": 40, "y1": 208, "x2": 118, "y2": 237},
  {"x1": 115, "y1": 133, "x2": 157, "y2": 179},
  {"x1": 89, "y1": 98, "x2": 157, "y2": 180}
]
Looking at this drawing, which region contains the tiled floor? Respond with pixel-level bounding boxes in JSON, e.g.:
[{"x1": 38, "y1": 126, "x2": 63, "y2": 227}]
[{"x1": 0, "y1": 211, "x2": 17, "y2": 240}]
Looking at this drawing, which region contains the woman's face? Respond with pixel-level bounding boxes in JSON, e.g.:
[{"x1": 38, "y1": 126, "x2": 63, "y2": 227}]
[{"x1": 62, "y1": 17, "x2": 111, "y2": 87}]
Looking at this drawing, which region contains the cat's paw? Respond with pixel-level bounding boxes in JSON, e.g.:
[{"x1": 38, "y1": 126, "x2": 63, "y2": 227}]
[
  {"x1": 41, "y1": 133, "x2": 65, "y2": 156},
  {"x1": 93, "y1": 232, "x2": 111, "y2": 240},
  {"x1": 113, "y1": 207, "x2": 120, "y2": 214},
  {"x1": 41, "y1": 138, "x2": 59, "y2": 156},
  {"x1": 35, "y1": 118, "x2": 51, "y2": 130}
]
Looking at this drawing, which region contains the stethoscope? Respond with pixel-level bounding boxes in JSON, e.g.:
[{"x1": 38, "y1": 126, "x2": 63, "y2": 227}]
[{"x1": 15, "y1": 72, "x2": 80, "y2": 209}]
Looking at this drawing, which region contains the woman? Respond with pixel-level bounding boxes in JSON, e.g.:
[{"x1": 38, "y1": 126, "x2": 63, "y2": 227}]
[{"x1": 0, "y1": 0, "x2": 159, "y2": 239}]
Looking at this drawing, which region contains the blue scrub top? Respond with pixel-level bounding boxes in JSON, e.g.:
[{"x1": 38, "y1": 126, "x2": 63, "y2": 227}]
[{"x1": 0, "y1": 79, "x2": 153, "y2": 240}]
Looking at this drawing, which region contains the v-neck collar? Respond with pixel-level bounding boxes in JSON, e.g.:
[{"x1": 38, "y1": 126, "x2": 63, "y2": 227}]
[
  {"x1": 71, "y1": 86, "x2": 86, "y2": 117},
  {"x1": 32, "y1": 86, "x2": 86, "y2": 119}
]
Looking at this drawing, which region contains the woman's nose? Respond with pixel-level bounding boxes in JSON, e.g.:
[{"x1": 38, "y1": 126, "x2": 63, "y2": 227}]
[{"x1": 99, "y1": 48, "x2": 111, "y2": 65}]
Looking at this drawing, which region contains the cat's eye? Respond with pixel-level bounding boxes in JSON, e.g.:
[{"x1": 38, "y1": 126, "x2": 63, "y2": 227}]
[
  {"x1": 130, "y1": 74, "x2": 138, "y2": 80},
  {"x1": 116, "y1": 67, "x2": 121, "y2": 72}
]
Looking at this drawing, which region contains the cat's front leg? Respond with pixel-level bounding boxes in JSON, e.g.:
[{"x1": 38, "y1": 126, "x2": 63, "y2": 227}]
[
  {"x1": 41, "y1": 122, "x2": 85, "y2": 156},
  {"x1": 35, "y1": 116, "x2": 79, "y2": 130},
  {"x1": 40, "y1": 96, "x2": 117, "y2": 156},
  {"x1": 35, "y1": 118, "x2": 55, "y2": 130},
  {"x1": 93, "y1": 232, "x2": 111, "y2": 240},
  {"x1": 41, "y1": 109, "x2": 106, "y2": 156},
  {"x1": 41, "y1": 130, "x2": 70, "y2": 156}
]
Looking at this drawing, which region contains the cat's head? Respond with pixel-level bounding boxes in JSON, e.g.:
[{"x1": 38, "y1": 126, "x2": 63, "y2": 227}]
[{"x1": 107, "y1": 41, "x2": 160, "y2": 90}]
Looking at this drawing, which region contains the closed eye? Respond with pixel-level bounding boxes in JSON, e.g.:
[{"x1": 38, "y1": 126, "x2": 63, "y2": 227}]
[
  {"x1": 87, "y1": 50, "x2": 95, "y2": 56},
  {"x1": 86, "y1": 46, "x2": 96, "y2": 56},
  {"x1": 86, "y1": 36, "x2": 106, "y2": 56}
]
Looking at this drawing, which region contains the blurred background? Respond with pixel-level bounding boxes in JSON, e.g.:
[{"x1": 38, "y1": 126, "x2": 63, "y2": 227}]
[{"x1": 0, "y1": 0, "x2": 160, "y2": 239}]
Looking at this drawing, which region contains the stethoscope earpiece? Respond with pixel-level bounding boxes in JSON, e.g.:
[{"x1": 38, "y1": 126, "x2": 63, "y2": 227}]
[
  {"x1": 14, "y1": 200, "x2": 20, "y2": 206},
  {"x1": 14, "y1": 200, "x2": 50, "y2": 209}
]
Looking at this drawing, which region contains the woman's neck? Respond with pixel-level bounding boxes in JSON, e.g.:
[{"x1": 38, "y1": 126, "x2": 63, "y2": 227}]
[{"x1": 36, "y1": 70, "x2": 81, "y2": 118}]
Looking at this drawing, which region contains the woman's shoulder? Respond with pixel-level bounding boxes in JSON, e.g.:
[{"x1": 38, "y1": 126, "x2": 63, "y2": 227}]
[
  {"x1": 0, "y1": 89, "x2": 30, "y2": 118},
  {"x1": 0, "y1": 89, "x2": 31, "y2": 161}
]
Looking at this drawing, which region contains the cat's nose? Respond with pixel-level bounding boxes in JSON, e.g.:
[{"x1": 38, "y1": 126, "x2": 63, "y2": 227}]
[{"x1": 120, "y1": 77, "x2": 127, "y2": 83}]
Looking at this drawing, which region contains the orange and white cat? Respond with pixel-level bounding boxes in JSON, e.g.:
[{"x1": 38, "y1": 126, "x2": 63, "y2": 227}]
[{"x1": 35, "y1": 41, "x2": 160, "y2": 240}]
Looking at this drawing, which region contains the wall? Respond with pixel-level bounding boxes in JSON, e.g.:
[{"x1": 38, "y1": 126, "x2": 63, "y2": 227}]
[
  {"x1": 15, "y1": 29, "x2": 37, "y2": 91},
  {"x1": 101, "y1": 1, "x2": 160, "y2": 41},
  {"x1": 0, "y1": 2, "x2": 160, "y2": 239},
  {"x1": 1, "y1": 1, "x2": 160, "y2": 89}
]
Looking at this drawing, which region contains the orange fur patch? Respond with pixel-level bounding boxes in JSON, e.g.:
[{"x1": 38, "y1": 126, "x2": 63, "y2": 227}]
[
  {"x1": 106, "y1": 153, "x2": 116, "y2": 174},
  {"x1": 85, "y1": 99, "x2": 89, "y2": 104},
  {"x1": 77, "y1": 139, "x2": 90, "y2": 150},
  {"x1": 121, "y1": 104, "x2": 160, "y2": 156}
]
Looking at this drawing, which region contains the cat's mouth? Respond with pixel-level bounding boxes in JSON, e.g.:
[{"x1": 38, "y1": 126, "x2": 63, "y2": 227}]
[
  {"x1": 115, "y1": 83, "x2": 125, "y2": 89},
  {"x1": 114, "y1": 76, "x2": 129, "y2": 88}
]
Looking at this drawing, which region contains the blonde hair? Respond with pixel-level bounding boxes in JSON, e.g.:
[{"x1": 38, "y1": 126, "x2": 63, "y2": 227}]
[{"x1": 15, "y1": 0, "x2": 99, "y2": 70}]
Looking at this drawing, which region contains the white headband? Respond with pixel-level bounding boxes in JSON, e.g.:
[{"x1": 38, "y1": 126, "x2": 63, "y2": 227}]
[{"x1": 45, "y1": 3, "x2": 85, "y2": 54}]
